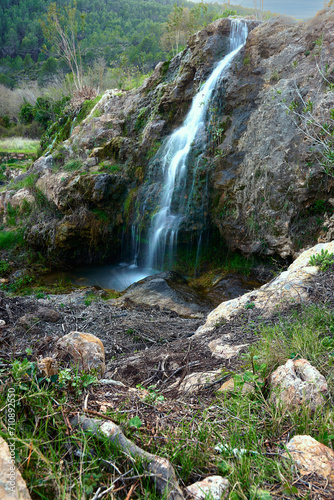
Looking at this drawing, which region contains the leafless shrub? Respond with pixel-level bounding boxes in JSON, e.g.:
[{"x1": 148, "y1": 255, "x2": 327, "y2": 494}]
[{"x1": 70, "y1": 85, "x2": 98, "y2": 110}]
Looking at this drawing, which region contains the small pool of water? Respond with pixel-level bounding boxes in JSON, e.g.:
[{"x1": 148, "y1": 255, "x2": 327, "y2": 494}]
[{"x1": 44, "y1": 263, "x2": 159, "y2": 292}]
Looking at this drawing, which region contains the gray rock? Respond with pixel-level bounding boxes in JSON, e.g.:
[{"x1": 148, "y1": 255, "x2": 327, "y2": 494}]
[{"x1": 119, "y1": 272, "x2": 209, "y2": 318}]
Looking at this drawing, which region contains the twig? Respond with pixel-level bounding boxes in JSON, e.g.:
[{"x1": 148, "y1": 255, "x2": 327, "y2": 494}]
[
  {"x1": 83, "y1": 409, "x2": 116, "y2": 422},
  {"x1": 125, "y1": 480, "x2": 139, "y2": 500}
]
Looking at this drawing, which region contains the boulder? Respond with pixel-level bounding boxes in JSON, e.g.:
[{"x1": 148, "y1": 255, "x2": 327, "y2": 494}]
[
  {"x1": 283, "y1": 435, "x2": 334, "y2": 483},
  {"x1": 269, "y1": 359, "x2": 328, "y2": 410},
  {"x1": 0, "y1": 436, "x2": 32, "y2": 499},
  {"x1": 186, "y1": 476, "x2": 229, "y2": 500},
  {"x1": 119, "y1": 272, "x2": 209, "y2": 318},
  {"x1": 55, "y1": 331, "x2": 105, "y2": 377},
  {"x1": 196, "y1": 241, "x2": 334, "y2": 336}
]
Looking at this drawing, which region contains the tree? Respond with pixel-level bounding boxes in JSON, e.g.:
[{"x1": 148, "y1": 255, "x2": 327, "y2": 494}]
[{"x1": 40, "y1": 1, "x2": 85, "y2": 92}]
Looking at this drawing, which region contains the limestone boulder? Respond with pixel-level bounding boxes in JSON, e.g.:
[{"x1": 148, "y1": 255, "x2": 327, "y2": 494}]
[
  {"x1": 0, "y1": 436, "x2": 32, "y2": 499},
  {"x1": 55, "y1": 331, "x2": 105, "y2": 377},
  {"x1": 283, "y1": 435, "x2": 334, "y2": 483},
  {"x1": 176, "y1": 370, "x2": 221, "y2": 394},
  {"x1": 269, "y1": 359, "x2": 328, "y2": 410},
  {"x1": 186, "y1": 476, "x2": 229, "y2": 500}
]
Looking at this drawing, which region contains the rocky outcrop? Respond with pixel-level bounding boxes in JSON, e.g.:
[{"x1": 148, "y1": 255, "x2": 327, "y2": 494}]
[
  {"x1": 212, "y1": 8, "x2": 334, "y2": 258},
  {"x1": 196, "y1": 241, "x2": 334, "y2": 335}
]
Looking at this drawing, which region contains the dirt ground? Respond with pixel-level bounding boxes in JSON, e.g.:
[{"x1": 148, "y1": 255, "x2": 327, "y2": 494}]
[{"x1": 1, "y1": 267, "x2": 334, "y2": 499}]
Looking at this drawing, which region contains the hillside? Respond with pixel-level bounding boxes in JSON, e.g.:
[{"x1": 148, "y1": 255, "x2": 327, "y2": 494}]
[{"x1": 0, "y1": 0, "x2": 281, "y2": 89}]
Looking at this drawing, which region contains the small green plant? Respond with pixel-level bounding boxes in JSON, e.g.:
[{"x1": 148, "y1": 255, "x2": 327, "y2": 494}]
[
  {"x1": 309, "y1": 249, "x2": 334, "y2": 271},
  {"x1": 63, "y1": 159, "x2": 82, "y2": 172},
  {"x1": 58, "y1": 368, "x2": 98, "y2": 396},
  {"x1": 245, "y1": 302, "x2": 255, "y2": 310}
]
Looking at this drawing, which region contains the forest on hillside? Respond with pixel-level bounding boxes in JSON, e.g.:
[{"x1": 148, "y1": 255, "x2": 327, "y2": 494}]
[{"x1": 0, "y1": 0, "x2": 275, "y2": 89}]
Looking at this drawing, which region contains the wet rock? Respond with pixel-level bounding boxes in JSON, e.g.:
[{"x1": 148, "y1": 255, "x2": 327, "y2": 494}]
[
  {"x1": 55, "y1": 331, "x2": 105, "y2": 377},
  {"x1": 283, "y1": 435, "x2": 334, "y2": 483},
  {"x1": 119, "y1": 272, "x2": 209, "y2": 318},
  {"x1": 0, "y1": 436, "x2": 32, "y2": 499},
  {"x1": 196, "y1": 241, "x2": 334, "y2": 335},
  {"x1": 269, "y1": 359, "x2": 328, "y2": 410},
  {"x1": 186, "y1": 476, "x2": 229, "y2": 499}
]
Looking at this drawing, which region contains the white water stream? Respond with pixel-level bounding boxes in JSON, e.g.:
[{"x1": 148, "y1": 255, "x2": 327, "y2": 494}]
[{"x1": 146, "y1": 19, "x2": 248, "y2": 270}]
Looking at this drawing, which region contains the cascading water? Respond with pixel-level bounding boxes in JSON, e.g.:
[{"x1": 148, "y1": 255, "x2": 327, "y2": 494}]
[{"x1": 146, "y1": 19, "x2": 248, "y2": 270}]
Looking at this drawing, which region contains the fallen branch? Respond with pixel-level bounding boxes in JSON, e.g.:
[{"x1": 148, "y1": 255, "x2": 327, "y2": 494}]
[{"x1": 71, "y1": 415, "x2": 184, "y2": 500}]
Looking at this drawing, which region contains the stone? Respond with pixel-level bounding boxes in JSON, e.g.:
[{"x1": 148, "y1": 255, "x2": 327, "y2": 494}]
[
  {"x1": 55, "y1": 331, "x2": 105, "y2": 377},
  {"x1": 0, "y1": 436, "x2": 32, "y2": 499},
  {"x1": 10, "y1": 189, "x2": 35, "y2": 209},
  {"x1": 17, "y1": 315, "x2": 40, "y2": 330},
  {"x1": 177, "y1": 370, "x2": 221, "y2": 394},
  {"x1": 186, "y1": 476, "x2": 229, "y2": 500},
  {"x1": 218, "y1": 378, "x2": 254, "y2": 394},
  {"x1": 196, "y1": 241, "x2": 334, "y2": 336},
  {"x1": 36, "y1": 307, "x2": 61, "y2": 323},
  {"x1": 0, "y1": 320, "x2": 6, "y2": 327},
  {"x1": 37, "y1": 357, "x2": 58, "y2": 378},
  {"x1": 269, "y1": 359, "x2": 328, "y2": 410},
  {"x1": 283, "y1": 435, "x2": 334, "y2": 483},
  {"x1": 0, "y1": 279, "x2": 9, "y2": 284},
  {"x1": 208, "y1": 339, "x2": 248, "y2": 359}
]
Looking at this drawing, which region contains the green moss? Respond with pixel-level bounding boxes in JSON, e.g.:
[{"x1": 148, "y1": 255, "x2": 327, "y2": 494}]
[
  {"x1": 161, "y1": 60, "x2": 171, "y2": 77},
  {"x1": 91, "y1": 208, "x2": 109, "y2": 222},
  {"x1": 76, "y1": 95, "x2": 102, "y2": 126},
  {"x1": 134, "y1": 107, "x2": 148, "y2": 132}
]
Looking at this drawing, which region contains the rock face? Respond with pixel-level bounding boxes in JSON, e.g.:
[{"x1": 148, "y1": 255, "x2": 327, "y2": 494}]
[
  {"x1": 213, "y1": 8, "x2": 334, "y2": 258},
  {"x1": 284, "y1": 435, "x2": 334, "y2": 483},
  {"x1": 0, "y1": 436, "x2": 32, "y2": 499},
  {"x1": 196, "y1": 241, "x2": 334, "y2": 335},
  {"x1": 55, "y1": 331, "x2": 105, "y2": 377},
  {"x1": 8, "y1": 10, "x2": 334, "y2": 265},
  {"x1": 269, "y1": 359, "x2": 328, "y2": 410}
]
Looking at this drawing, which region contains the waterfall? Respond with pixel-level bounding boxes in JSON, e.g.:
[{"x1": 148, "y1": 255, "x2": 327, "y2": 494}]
[{"x1": 146, "y1": 20, "x2": 248, "y2": 270}]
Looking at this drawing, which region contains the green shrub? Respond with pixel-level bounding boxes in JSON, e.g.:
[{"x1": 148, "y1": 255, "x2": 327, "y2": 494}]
[
  {"x1": 0, "y1": 229, "x2": 24, "y2": 250},
  {"x1": 309, "y1": 249, "x2": 334, "y2": 271}
]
